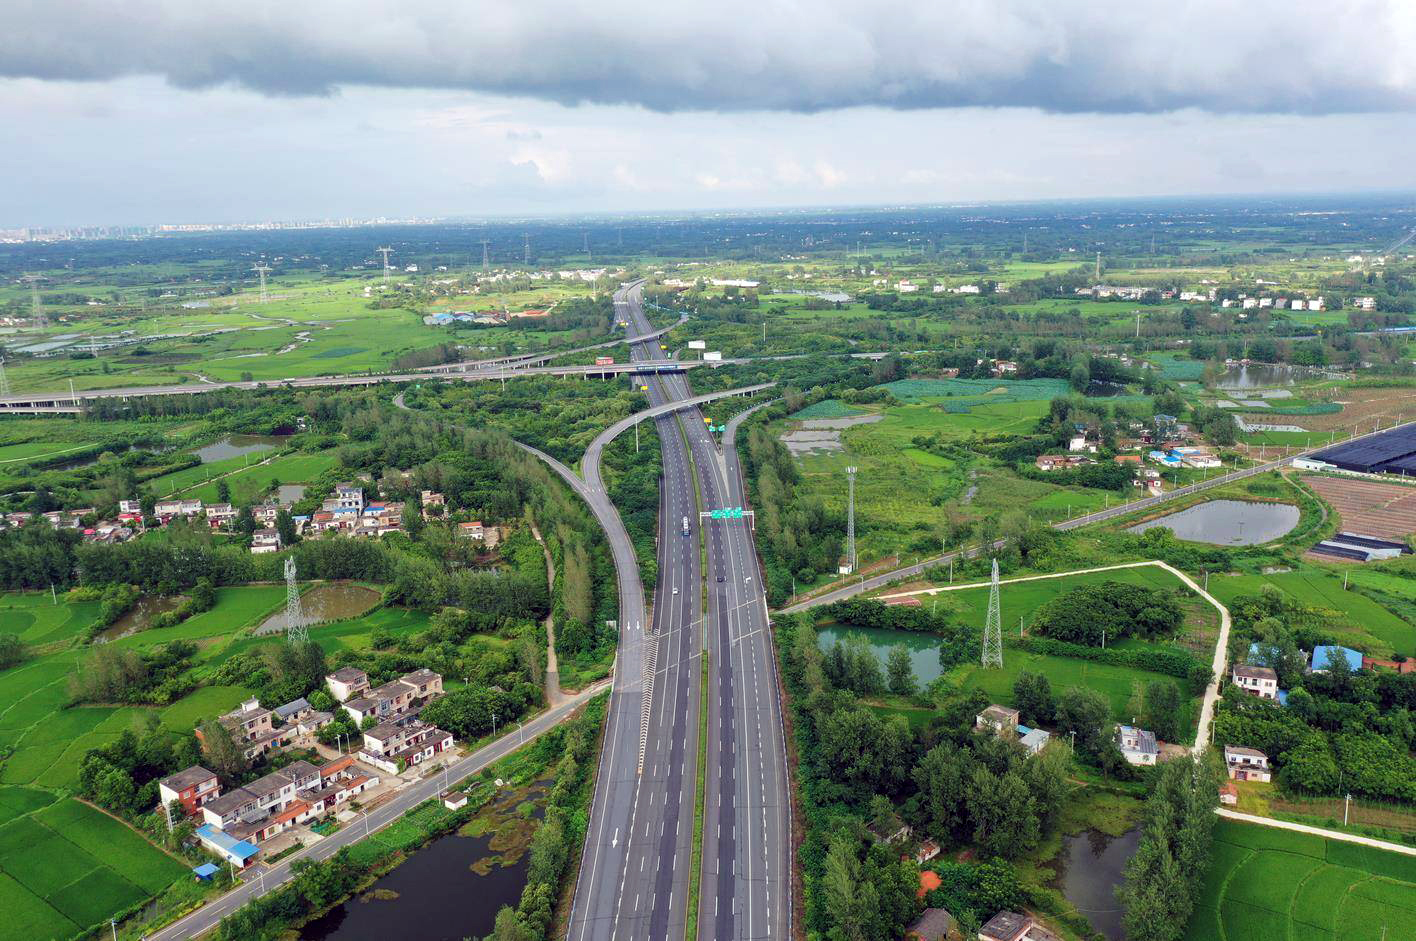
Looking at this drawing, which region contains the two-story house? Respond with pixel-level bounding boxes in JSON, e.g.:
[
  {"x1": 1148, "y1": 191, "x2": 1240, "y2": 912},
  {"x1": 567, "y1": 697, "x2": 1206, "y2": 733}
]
[
  {"x1": 158, "y1": 765, "x2": 221, "y2": 816},
  {"x1": 1232, "y1": 664, "x2": 1279, "y2": 700},
  {"x1": 359, "y1": 720, "x2": 454, "y2": 774},
  {"x1": 1224, "y1": 745, "x2": 1272, "y2": 782}
]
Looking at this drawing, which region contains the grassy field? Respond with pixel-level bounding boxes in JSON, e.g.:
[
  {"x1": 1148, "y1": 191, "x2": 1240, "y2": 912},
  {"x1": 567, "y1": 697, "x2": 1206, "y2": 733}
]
[
  {"x1": 180, "y1": 449, "x2": 342, "y2": 504},
  {"x1": 1205, "y1": 569, "x2": 1415, "y2": 658},
  {"x1": 0, "y1": 797, "x2": 185, "y2": 940},
  {"x1": 0, "y1": 593, "x2": 100, "y2": 648},
  {"x1": 1184, "y1": 819, "x2": 1416, "y2": 941}
]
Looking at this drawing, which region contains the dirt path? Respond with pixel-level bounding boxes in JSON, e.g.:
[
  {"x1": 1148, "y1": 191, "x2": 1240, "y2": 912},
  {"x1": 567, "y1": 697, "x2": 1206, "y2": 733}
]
[
  {"x1": 1215, "y1": 808, "x2": 1416, "y2": 857},
  {"x1": 879, "y1": 558, "x2": 1233, "y2": 753},
  {"x1": 531, "y1": 523, "x2": 567, "y2": 706}
]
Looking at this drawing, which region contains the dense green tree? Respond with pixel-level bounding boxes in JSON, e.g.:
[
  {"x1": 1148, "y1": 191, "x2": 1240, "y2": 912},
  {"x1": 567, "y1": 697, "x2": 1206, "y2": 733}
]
[
  {"x1": 1012, "y1": 671, "x2": 1055, "y2": 726},
  {"x1": 967, "y1": 767, "x2": 1039, "y2": 859},
  {"x1": 1144, "y1": 680, "x2": 1183, "y2": 742},
  {"x1": 886, "y1": 645, "x2": 916, "y2": 696}
]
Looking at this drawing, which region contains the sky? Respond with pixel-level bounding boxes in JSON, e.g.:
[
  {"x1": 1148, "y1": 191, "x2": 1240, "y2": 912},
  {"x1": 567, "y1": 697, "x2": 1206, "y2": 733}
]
[{"x1": 3, "y1": 0, "x2": 1416, "y2": 226}]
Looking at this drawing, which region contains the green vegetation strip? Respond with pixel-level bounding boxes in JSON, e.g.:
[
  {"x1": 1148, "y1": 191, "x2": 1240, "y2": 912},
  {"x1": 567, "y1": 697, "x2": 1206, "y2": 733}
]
[{"x1": 686, "y1": 648, "x2": 709, "y2": 941}]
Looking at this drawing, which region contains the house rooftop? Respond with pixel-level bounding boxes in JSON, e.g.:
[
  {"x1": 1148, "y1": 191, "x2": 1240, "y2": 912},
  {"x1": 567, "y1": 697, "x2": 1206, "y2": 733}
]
[
  {"x1": 1118, "y1": 725, "x2": 1159, "y2": 754},
  {"x1": 907, "y1": 907, "x2": 956, "y2": 941},
  {"x1": 1224, "y1": 745, "x2": 1268, "y2": 760},
  {"x1": 1234, "y1": 664, "x2": 1278, "y2": 681},
  {"x1": 1311, "y1": 645, "x2": 1363, "y2": 672},
  {"x1": 981, "y1": 911, "x2": 1031, "y2": 940},
  {"x1": 160, "y1": 765, "x2": 216, "y2": 792},
  {"x1": 274, "y1": 698, "x2": 310, "y2": 721},
  {"x1": 328, "y1": 667, "x2": 368, "y2": 683},
  {"x1": 203, "y1": 787, "x2": 257, "y2": 817}
]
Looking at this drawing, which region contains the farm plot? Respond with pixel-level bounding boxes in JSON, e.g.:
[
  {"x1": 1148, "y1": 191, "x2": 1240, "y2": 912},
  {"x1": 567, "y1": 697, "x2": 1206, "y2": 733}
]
[
  {"x1": 1184, "y1": 819, "x2": 1416, "y2": 941},
  {"x1": 0, "y1": 798, "x2": 184, "y2": 939},
  {"x1": 1304, "y1": 474, "x2": 1416, "y2": 541},
  {"x1": 0, "y1": 593, "x2": 99, "y2": 647}
]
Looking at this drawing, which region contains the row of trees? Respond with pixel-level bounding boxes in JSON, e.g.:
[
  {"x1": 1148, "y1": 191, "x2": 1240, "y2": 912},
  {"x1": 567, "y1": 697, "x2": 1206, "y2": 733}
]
[{"x1": 1032, "y1": 581, "x2": 1184, "y2": 647}]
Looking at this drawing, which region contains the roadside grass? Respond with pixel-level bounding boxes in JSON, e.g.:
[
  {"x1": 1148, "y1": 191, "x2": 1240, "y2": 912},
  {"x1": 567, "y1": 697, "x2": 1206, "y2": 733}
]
[{"x1": 1183, "y1": 819, "x2": 1416, "y2": 941}]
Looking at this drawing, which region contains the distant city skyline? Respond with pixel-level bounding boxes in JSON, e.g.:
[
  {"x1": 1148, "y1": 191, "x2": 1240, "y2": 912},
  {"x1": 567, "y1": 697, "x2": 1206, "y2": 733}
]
[{"x1": 3, "y1": 2, "x2": 1415, "y2": 226}]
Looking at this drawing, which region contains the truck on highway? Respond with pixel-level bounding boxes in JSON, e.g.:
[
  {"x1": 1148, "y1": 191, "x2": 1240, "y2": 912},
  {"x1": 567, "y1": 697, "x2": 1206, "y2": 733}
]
[
  {"x1": 682, "y1": 516, "x2": 690, "y2": 536},
  {"x1": 595, "y1": 356, "x2": 615, "y2": 366}
]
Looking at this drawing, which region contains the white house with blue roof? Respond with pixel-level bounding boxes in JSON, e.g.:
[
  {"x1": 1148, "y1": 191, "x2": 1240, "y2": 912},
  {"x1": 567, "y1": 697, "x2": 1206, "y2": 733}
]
[{"x1": 1310, "y1": 645, "x2": 1363, "y2": 674}]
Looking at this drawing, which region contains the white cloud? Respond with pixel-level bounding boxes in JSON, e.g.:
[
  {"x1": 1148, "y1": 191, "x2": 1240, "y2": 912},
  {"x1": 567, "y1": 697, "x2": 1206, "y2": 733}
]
[{"x1": 3, "y1": 1, "x2": 1416, "y2": 114}]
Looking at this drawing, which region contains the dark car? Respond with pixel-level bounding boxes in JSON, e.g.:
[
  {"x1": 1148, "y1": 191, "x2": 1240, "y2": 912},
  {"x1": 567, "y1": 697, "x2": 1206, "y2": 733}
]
[{"x1": 716, "y1": 575, "x2": 725, "y2": 582}]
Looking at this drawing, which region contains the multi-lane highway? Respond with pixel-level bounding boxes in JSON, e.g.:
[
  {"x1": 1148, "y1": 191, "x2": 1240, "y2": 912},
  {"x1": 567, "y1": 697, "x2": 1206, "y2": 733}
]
[{"x1": 618, "y1": 282, "x2": 790, "y2": 941}]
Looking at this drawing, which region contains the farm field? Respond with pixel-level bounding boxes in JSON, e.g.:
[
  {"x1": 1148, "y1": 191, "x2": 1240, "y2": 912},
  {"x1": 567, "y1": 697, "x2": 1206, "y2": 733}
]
[
  {"x1": 0, "y1": 796, "x2": 185, "y2": 940},
  {"x1": 1184, "y1": 819, "x2": 1416, "y2": 941},
  {"x1": 0, "y1": 593, "x2": 100, "y2": 648},
  {"x1": 181, "y1": 449, "x2": 343, "y2": 504},
  {"x1": 1303, "y1": 474, "x2": 1416, "y2": 542}
]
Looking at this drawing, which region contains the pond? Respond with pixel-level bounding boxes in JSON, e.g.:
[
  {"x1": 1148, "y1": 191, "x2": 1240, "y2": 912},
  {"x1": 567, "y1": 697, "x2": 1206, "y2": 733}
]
[
  {"x1": 1212, "y1": 363, "x2": 1330, "y2": 389},
  {"x1": 94, "y1": 595, "x2": 187, "y2": 642},
  {"x1": 256, "y1": 583, "x2": 381, "y2": 634},
  {"x1": 299, "y1": 782, "x2": 547, "y2": 941},
  {"x1": 1053, "y1": 827, "x2": 1140, "y2": 941},
  {"x1": 1128, "y1": 499, "x2": 1299, "y2": 546},
  {"x1": 817, "y1": 624, "x2": 945, "y2": 685},
  {"x1": 194, "y1": 434, "x2": 290, "y2": 463}
]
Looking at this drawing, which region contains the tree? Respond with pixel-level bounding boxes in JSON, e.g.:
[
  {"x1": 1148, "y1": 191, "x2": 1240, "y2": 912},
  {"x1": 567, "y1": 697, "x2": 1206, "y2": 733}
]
[
  {"x1": 966, "y1": 767, "x2": 1039, "y2": 859},
  {"x1": 913, "y1": 743, "x2": 971, "y2": 844},
  {"x1": 199, "y1": 718, "x2": 248, "y2": 776},
  {"x1": 1021, "y1": 744, "x2": 1071, "y2": 831},
  {"x1": 0, "y1": 633, "x2": 25, "y2": 671},
  {"x1": 1012, "y1": 671, "x2": 1054, "y2": 726},
  {"x1": 275, "y1": 509, "x2": 299, "y2": 547},
  {"x1": 1144, "y1": 681, "x2": 1183, "y2": 742},
  {"x1": 886, "y1": 645, "x2": 916, "y2": 696},
  {"x1": 216, "y1": 479, "x2": 231, "y2": 503},
  {"x1": 1055, "y1": 687, "x2": 1112, "y2": 756},
  {"x1": 821, "y1": 832, "x2": 874, "y2": 941},
  {"x1": 489, "y1": 906, "x2": 533, "y2": 941}
]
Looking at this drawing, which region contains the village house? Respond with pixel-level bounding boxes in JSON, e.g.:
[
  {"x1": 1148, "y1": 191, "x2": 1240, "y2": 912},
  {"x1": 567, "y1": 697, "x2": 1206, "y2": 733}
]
[
  {"x1": 250, "y1": 528, "x2": 282, "y2": 554},
  {"x1": 200, "y1": 757, "x2": 379, "y2": 845},
  {"x1": 980, "y1": 911, "x2": 1064, "y2": 941},
  {"x1": 1224, "y1": 745, "x2": 1272, "y2": 782},
  {"x1": 865, "y1": 812, "x2": 912, "y2": 845},
  {"x1": 1034, "y1": 454, "x2": 1089, "y2": 472},
  {"x1": 1310, "y1": 645, "x2": 1363, "y2": 674},
  {"x1": 196, "y1": 698, "x2": 289, "y2": 761},
  {"x1": 906, "y1": 907, "x2": 956, "y2": 941},
  {"x1": 976, "y1": 704, "x2": 1020, "y2": 733},
  {"x1": 154, "y1": 498, "x2": 203, "y2": 520},
  {"x1": 458, "y1": 520, "x2": 486, "y2": 540},
  {"x1": 421, "y1": 491, "x2": 445, "y2": 517},
  {"x1": 1018, "y1": 727, "x2": 1051, "y2": 755},
  {"x1": 158, "y1": 765, "x2": 221, "y2": 816},
  {"x1": 1232, "y1": 664, "x2": 1280, "y2": 700},
  {"x1": 359, "y1": 720, "x2": 455, "y2": 774},
  {"x1": 325, "y1": 667, "x2": 370, "y2": 702},
  {"x1": 1117, "y1": 725, "x2": 1159, "y2": 765},
  {"x1": 1219, "y1": 781, "x2": 1239, "y2": 806},
  {"x1": 342, "y1": 669, "x2": 444, "y2": 725},
  {"x1": 205, "y1": 503, "x2": 236, "y2": 527}
]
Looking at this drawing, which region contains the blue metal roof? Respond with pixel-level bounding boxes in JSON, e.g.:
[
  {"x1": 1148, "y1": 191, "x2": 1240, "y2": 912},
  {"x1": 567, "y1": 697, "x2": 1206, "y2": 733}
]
[
  {"x1": 192, "y1": 863, "x2": 220, "y2": 879},
  {"x1": 1311, "y1": 645, "x2": 1363, "y2": 672},
  {"x1": 196, "y1": 824, "x2": 260, "y2": 861}
]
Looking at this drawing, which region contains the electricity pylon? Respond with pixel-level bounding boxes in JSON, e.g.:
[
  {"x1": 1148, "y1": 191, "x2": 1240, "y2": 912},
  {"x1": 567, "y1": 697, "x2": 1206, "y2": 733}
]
[
  {"x1": 284, "y1": 557, "x2": 307, "y2": 644},
  {"x1": 845, "y1": 466, "x2": 857, "y2": 574},
  {"x1": 251, "y1": 263, "x2": 272, "y2": 303},
  {"x1": 982, "y1": 558, "x2": 1003, "y2": 668}
]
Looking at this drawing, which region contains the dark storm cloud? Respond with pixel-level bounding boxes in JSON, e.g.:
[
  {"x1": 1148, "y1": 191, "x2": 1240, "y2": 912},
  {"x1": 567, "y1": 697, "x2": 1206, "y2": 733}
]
[{"x1": 4, "y1": 1, "x2": 1415, "y2": 114}]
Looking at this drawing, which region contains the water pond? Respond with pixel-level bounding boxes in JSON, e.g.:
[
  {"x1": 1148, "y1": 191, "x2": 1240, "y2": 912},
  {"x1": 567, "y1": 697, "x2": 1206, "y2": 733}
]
[
  {"x1": 1213, "y1": 363, "x2": 1330, "y2": 390},
  {"x1": 1128, "y1": 499, "x2": 1299, "y2": 546},
  {"x1": 1053, "y1": 827, "x2": 1140, "y2": 941},
  {"x1": 817, "y1": 624, "x2": 944, "y2": 685},
  {"x1": 94, "y1": 595, "x2": 186, "y2": 642},
  {"x1": 299, "y1": 782, "x2": 547, "y2": 941},
  {"x1": 256, "y1": 583, "x2": 380, "y2": 633},
  {"x1": 194, "y1": 434, "x2": 290, "y2": 463}
]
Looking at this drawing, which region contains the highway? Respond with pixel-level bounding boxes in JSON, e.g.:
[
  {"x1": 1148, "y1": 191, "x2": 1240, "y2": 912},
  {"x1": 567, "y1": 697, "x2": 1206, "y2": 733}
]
[
  {"x1": 621, "y1": 284, "x2": 791, "y2": 941},
  {"x1": 145, "y1": 680, "x2": 609, "y2": 941}
]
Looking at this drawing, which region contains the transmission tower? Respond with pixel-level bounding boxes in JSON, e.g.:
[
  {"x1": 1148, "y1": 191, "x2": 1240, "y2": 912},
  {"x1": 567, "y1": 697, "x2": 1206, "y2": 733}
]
[
  {"x1": 523, "y1": 233, "x2": 530, "y2": 265},
  {"x1": 377, "y1": 246, "x2": 393, "y2": 283},
  {"x1": 982, "y1": 558, "x2": 1003, "y2": 668},
  {"x1": 22, "y1": 275, "x2": 46, "y2": 327},
  {"x1": 0, "y1": 357, "x2": 9, "y2": 397},
  {"x1": 480, "y1": 239, "x2": 490, "y2": 272},
  {"x1": 583, "y1": 231, "x2": 591, "y2": 260},
  {"x1": 251, "y1": 263, "x2": 272, "y2": 304},
  {"x1": 846, "y1": 466, "x2": 857, "y2": 574},
  {"x1": 1095, "y1": 251, "x2": 1102, "y2": 280},
  {"x1": 284, "y1": 557, "x2": 307, "y2": 644}
]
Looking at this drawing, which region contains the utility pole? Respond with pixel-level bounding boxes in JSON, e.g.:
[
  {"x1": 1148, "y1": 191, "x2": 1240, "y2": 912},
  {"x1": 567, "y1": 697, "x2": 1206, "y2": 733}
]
[
  {"x1": 982, "y1": 558, "x2": 1003, "y2": 668},
  {"x1": 846, "y1": 467, "x2": 857, "y2": 574},
  {"x1": 377, "y1": 246, "x2": 393, "y2": 283}
]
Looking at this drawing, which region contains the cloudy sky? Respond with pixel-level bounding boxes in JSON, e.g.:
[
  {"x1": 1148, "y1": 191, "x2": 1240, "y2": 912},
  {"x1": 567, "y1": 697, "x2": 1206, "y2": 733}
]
[{"x1": 4, "y1": 0, "x2": 1416, "y2": 226}]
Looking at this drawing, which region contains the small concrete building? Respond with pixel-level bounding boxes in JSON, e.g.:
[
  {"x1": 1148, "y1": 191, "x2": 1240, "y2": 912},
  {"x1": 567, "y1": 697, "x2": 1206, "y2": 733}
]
[
  {"x1": 1232, "y1": 664, "x2": 1280, "y2": 700},
  {"x1": 158, "y1": 766, "x2": 221, "y2": 816},
  {"x1": 976, "y1": 705, "x2": 1020, "y2": 733},
  {"x1": 1224, "y1": 745, "x2": 1272, "y2": 782},
  {"x1": 1117, "y1": 725, "x2": 1159, "y2": 766},
  {"x1": 326, "y1": 667, "x2": 370, "y2": 703}
]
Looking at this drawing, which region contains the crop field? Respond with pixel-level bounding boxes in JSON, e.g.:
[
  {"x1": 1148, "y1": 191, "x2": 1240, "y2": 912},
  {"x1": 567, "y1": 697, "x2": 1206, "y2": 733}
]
[
  {"x1": 0, "y1": 593, "x2": 100, "y2": 647},
  {"x1": 1205, "y1": 569, "x2": 1414, "y2": 657},
  {"x1": 111, "y1": 585, "x2": 286, "y2": 652},
  {"x1": 1184, "y1": 819, "x2": 1416, "y2": 941},
  {"x1": 1303, "y1": 474, "x2": 1416, "y2": 541},
  {"x1": 181, "y1": 449, "x2": 343, "y2": 504},
  {"x1": 0, "y1": 797, "x2": 184, "y2": 940}
]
